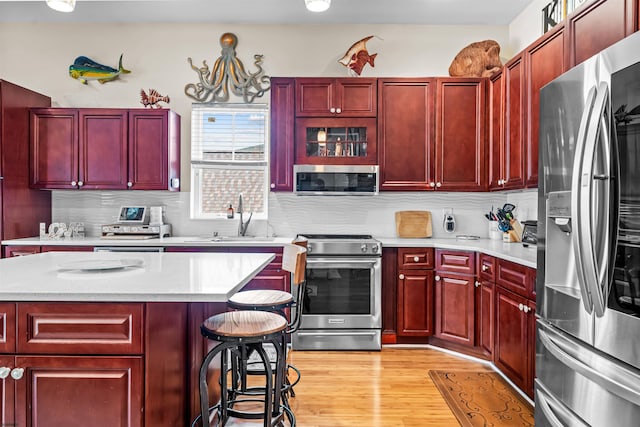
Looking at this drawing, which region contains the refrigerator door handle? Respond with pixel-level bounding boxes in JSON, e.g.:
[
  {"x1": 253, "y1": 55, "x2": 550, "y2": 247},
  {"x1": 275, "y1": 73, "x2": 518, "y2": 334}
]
[
  {"x1": 571, "y1": 86, "x2": 598, "y2": 313},
  {"x1": 538, "y1": 323, "x2": 640, "y2": 406},
  {"x1": 535, "y1": 380, "x2": 589, "y2": 427},
  {"x1": 578, "y1": 82, "x2": 613, "y2": 317}
]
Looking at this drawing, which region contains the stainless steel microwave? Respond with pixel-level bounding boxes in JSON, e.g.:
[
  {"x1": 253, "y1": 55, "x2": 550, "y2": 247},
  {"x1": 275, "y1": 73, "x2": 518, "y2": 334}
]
[{"x1": 293, "y1": 165, "x2": 379, "y2": 195}]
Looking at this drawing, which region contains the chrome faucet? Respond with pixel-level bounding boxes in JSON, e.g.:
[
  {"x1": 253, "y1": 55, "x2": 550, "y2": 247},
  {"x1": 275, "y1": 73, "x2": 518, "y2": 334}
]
[{"x1": 237, "y1": 193, "x2": 253, "y2": 236}]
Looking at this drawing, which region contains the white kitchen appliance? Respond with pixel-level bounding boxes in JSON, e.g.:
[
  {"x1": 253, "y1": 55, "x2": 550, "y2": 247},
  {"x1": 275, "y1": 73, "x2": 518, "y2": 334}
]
[{"x1": 101, "y1": 206, "x2": 171, "y2": 239}]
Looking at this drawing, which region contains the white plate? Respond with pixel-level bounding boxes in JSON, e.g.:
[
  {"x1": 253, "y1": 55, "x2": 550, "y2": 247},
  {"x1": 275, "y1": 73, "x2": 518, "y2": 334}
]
[{"x1": 57, "y1": 258, "x2": 144, "y2": 271}]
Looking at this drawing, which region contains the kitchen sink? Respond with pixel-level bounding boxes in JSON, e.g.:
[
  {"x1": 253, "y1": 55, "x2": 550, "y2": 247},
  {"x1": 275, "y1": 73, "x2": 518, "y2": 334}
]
[{"x1": 188, "y1": 236, "x2": 275, "y2": 242}]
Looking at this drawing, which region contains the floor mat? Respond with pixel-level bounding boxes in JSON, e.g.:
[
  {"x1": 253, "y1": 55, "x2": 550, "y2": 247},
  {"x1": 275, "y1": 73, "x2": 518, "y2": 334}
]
[{"x1": 429, "y1": 370, "x2": 534, "y2": 427}]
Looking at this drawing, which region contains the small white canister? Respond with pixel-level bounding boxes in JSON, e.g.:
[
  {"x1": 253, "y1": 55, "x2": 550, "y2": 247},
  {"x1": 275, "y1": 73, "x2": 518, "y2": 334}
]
[{"x1": 488, "y1": 222, "x2": 502, "y2": 240}]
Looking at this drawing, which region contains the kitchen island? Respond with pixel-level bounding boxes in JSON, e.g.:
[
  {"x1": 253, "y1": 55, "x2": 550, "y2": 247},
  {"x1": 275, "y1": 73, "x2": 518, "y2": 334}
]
[{"x1": 0, "y1": 250, "x2": 275, "y2": 427}]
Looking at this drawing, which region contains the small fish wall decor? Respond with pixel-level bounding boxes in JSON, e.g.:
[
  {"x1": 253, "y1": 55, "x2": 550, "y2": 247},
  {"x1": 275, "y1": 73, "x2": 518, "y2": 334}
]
[
  {"x1": 69, "y1": 54, "x2": 131, "y2": 84},
  {"x1": 338, "y1": 35, "x2": 379, "y2": 76},
  {"x1": 140, "y1": 89, "x2": 170, "y2": 108}
]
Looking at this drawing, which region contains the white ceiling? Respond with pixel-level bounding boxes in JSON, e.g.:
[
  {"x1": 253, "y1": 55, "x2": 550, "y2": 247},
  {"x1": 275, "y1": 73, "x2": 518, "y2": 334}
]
[{"x1": 0, "y1": 0, "x2": 534, "y2": 25}]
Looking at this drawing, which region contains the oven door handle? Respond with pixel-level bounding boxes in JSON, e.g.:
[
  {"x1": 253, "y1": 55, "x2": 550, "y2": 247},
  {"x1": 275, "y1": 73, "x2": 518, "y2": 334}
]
[
  {"x1": 306, "y1": 258, "x2": 381, "y2": 268},
  {"x1": 295, "y1": 331, "x2": 379, "y2": 337}
]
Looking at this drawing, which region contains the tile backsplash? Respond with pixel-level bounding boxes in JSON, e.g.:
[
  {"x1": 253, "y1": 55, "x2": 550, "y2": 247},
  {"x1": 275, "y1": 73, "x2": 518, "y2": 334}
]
[{"x1": 52, "y1": 189, "x2": 538, "y2": 238}]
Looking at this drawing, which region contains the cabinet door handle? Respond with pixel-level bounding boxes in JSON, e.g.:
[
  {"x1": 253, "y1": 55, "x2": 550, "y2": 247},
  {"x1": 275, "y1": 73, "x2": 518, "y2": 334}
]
[
  {"x1": 523, "y1": 306, "x2": 531, "y2": 313},
  {"x1": 429, "y1": 182, "x2": 436, "y2": 188},
  {"x1": 335, "y1": 107, "x2": 342, "y2": 114},
  {"x1": 399, "y1": 274, "x2": 405, "y2": 280},
  {"x1": 435, "y1": 275, "x2": 441, "y2": 281},
  {"x1": 71, "y1": 181, "x2": 77, "y2": 186},
  {"x1": 413, "y1": 256, "x2": 420, "y2": 262},
  {"x1": 10, "y1": 368, "x2": 24, "y2": 380},
  {"x1": 0, "y1": 367, "x2": 11, "y2": 379},
  {"x1": 330, "y1": 107, "x2": 336, "y2": 113},
  {"x1": 436, "y1": 182, "x2": 442, "y2": 188},
  {"x1": 127, "y1": 181, "x2": 133, "y2": 188},
  {"x1": 77, "y1": 181, "x2": 84, "y2": 187},
  {"x1": 475, "y1": 281, "x2": 481, "y2": 287},
  {"x1": 270, "y1": 183, "x2": 275, "y2": 189},
  {"x1": 482, "y1": 264, "x2": 489, "y2": 271},
  {"x1": 518, "y1": 303, "x2": 524, "y2": 311}
]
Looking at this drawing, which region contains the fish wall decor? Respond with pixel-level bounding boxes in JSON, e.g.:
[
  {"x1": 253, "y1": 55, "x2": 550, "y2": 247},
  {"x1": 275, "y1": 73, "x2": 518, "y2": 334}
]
[
  {"x1": 140, "y1": 89, "x2": 170, "y2": 108},
  {"x1": 69, "y1": 54, "x2": 131, "y2": 84},
  {"x1": 338, "y1": 35, "x2": 378, "y2": 76}
]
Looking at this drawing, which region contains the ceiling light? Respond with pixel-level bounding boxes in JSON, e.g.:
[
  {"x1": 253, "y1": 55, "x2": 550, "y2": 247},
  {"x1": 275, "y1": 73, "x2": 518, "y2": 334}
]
[
  {"x1": 46, "y1": 0, "x2": 76, "y2": 13},
  {"x1": 305, "y1": 0, "x2": 331, "y2": 13}
]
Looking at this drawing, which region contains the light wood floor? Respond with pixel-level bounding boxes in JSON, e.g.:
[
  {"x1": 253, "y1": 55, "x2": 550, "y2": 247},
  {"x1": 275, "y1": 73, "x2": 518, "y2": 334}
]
[{"x1": 286, "y1": 346, "x2": 491, "y2": 427}]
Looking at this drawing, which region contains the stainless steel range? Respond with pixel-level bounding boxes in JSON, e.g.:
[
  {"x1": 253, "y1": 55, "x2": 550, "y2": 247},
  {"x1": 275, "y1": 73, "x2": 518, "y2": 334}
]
[{"x1": 292, "y1": 234, "x2": 382, "y2": 351}]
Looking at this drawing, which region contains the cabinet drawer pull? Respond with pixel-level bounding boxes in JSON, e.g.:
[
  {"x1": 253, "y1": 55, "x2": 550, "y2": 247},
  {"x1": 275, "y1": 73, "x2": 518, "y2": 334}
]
[
  {"x1": 482, "y1": 264, "x2": 489, "y2": 272},
  {"x1": 399, "y1": 274, "x2": 405, "y2": 280},
  {"x1": 413, "y1": 256, "x2": 420, "y2": 262},
  {"x1": 11, "y1": 368, "x2": 24, "y2": 380},
  {"x1": 0, "y1": 367, "x2": 10, "y2": 379}
]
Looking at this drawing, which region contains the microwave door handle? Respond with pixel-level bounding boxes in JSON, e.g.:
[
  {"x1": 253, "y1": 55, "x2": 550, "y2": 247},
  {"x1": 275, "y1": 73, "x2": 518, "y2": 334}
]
[
  {"x1": 582, "y1": 83, "x2": 613, "y2": 317},
  {"x1": 571, "y1": 86, "x2": 598, "y2": 314}
]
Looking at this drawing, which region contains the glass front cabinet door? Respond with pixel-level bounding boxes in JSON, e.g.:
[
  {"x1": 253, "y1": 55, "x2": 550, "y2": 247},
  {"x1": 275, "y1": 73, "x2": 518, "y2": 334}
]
[{"x1": 295, "y1": 117, "x2": 377, "y2": 165}]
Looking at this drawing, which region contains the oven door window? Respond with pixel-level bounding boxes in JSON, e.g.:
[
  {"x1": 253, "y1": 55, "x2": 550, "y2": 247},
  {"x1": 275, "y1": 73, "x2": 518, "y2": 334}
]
[{"x1": 304, "y1": 261, "x2": 374, "y2": 315}]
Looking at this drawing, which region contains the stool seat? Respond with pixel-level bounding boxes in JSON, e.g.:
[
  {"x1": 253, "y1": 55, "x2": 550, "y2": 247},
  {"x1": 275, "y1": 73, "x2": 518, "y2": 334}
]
[
  {"x1": 228, "y1": 289, "x2": 294, "y2": 310},
  {"x1": 201, "y1": 310, "x2": 288, "y2": 340}
]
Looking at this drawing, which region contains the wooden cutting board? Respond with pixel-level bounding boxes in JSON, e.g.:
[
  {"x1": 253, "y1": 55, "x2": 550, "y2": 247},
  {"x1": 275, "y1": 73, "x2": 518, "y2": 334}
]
[{"x1": 395, "y1": 211, "x2": 433, "y2": 238}]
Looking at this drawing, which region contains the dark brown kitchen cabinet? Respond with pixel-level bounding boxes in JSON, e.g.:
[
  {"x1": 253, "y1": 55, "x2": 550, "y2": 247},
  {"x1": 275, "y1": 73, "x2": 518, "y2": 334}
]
[
  {"x1": 378, "y1": 78, "x2": 435, "y2": 191},
  {"x1": 269, "y1": 77, "x2": 295, "y2": 191},
  {"x1": 30, "y1": 108, "x2": 180, "y2": 191},
  {"x1": 435, "y1": 78, "x2": 488, "y2": 191},
  {"x1": 0, "y1": 81, "x2": 51, "y2": 244},
  {"x1": 476, "y1": 253, "x2": 496, "y2": 357},
  {"x1": 294, "y1": 117, "x2": 378, "y2": 165},
  {"x1": 30, "y1": 108, "x2": 127, "y2": 189},
  {"x1": 434, "y1": 250, "x2": 476, "y2": 346},
  {"x1": 490, "y1": 54, "x2": 526, "y2": 190},
  {"x1": 566, "y1": 0, "x2": 636, "y2": 68},
  {"x1": 524, "y1": 23, "x2": 566, "y2": 188},
  {"x1": 494, "y1": 286, "x2": 536, "y2": 399},
  {"x1": 0, "y1": 303, "x2": 145, "y2": 427},
  {"x1": 3, "y1": 245, "x2": 41, "y2": 258},
  {"x1": 128, "y1": 109, "x2": 180, "y2": 191},
  {"x1": 396, "y1": 248, "x2": 435, "y2": 337},
  {"x1": 295, "y1": 78, "x2": 377, "y2": 117}
]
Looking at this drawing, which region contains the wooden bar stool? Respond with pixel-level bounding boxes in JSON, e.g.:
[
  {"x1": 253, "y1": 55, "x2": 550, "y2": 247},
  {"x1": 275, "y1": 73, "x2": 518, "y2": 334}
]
[
  {"x1": 192, "y1": 310, "x2": 291, "y2": 427},
  {"x1": 227, "y1": 241, "x2": 307, "y2": 399}
]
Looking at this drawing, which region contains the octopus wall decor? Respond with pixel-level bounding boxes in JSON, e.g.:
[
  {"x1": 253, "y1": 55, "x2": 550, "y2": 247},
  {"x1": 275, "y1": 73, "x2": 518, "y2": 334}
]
[{"x1": 184, "y1": 33, "x2": 270, "y2": 103}]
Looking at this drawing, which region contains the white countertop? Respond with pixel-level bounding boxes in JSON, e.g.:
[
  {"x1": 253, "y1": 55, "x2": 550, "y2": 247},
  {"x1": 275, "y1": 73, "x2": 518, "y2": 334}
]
[
  {"x1": 0, "y1": 251, "x2": 275, "y2": 302},
  {"x1": 2, "y1": 235, "x2": 537, "y2": 268}
]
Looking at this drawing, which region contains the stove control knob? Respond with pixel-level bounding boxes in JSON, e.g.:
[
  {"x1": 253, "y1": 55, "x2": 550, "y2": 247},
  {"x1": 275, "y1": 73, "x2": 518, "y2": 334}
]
[
  {"x1": 360, "y1": 244, "x2": 368, "y2": 253},
  {"x1": 307, "y1": 245, "x2": 313, "y2": 253},
  {"x1": 371, "y1": 245, "x2": 379, "y2": 253}
]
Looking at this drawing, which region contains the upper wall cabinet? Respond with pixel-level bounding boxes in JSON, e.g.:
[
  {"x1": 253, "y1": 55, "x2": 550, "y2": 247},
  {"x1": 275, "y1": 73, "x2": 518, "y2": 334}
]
[
  {"x1": 567, "y1": 0, "x2": 636, "y2": 68},
  {"x1": 435, "y1": 78, "x2": 488, "y2": 192},
  {"x1": 490, "y1": 54, "x2": 526, "y2": 191},
  {"x1": 269, "y1": 77, "x2": 295, "y2": 192},
  {"x1": 295, "y1": 78, "x2": 377, "y2": 117},
  {"x1": 378, "y1": 78, "x2": 435, "y2": 191},
  {"x1": 377, "y1": 77, "x2": 487, "y2": 191},
  {"x1": 30, "y1": 108, "x2": 180, "y2": 191},
  {"x1": 524, "y1": 23, "x2": 566, "y2": 188}
]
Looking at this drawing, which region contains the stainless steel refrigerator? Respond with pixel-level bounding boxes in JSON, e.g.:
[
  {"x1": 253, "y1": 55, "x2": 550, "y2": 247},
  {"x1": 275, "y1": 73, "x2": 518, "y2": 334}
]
[{"x1": 537, "y1": 31, "x2": 640, "y2": 425}]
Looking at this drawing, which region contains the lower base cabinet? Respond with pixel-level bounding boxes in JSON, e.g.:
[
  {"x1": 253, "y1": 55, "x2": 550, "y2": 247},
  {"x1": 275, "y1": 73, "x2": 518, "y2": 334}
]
[{"x1": 494, "y1": 286, "x2": 536, "y2": 398}]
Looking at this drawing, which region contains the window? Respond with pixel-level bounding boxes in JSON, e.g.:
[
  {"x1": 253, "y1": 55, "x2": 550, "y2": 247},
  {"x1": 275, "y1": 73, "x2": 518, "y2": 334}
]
[{"x1": 190, "y1": 103, "x2": 269, "y2": 219}]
